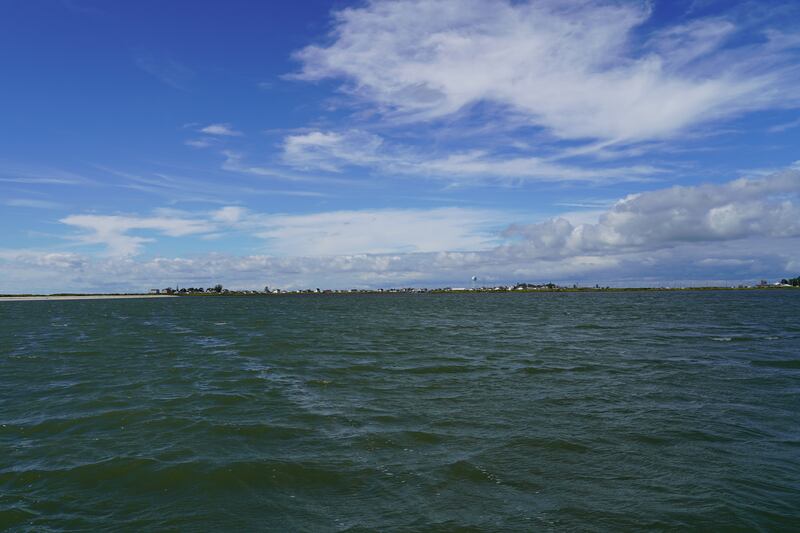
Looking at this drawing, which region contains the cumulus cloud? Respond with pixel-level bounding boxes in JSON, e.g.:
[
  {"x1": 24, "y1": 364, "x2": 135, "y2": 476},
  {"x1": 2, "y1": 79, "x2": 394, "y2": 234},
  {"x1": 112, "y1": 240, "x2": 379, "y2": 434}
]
[
  {"x1": 292, "y1": 0, "x2": 800, "y2": 143},
  {"x1": 502, "y1": 169, "x2": 800, "y2": 258}
]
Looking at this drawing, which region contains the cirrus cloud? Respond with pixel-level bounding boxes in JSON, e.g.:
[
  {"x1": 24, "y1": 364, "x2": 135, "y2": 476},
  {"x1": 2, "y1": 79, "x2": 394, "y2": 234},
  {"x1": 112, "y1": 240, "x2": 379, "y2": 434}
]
[{"x1": 281, "y1": 129, "x2": 662, "y2": 183}]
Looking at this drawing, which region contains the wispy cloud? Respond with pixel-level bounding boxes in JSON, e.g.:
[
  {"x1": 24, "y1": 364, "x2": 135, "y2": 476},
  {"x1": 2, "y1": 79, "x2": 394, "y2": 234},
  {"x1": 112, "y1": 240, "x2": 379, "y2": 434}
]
[
  {"x1": 228, "y1": 206, "x2": 511, "y2": 256},
  {"x1": 185, "y1": 139, "x2": 214, "y2": 148},
  {"x1": 221, "y1": 150, "x2": 362, "y2": 185},
  {"x1": 94, "y1": 164, "x2": 331, "y2": 203},
  {"x1": 60, "y1": 213, "x2": 215, "y2": 256},
  {"x1": 55, "y1": 204, "x2": 511, "y2": 258},
  {"x1": 5, "y1": 198, "x2": 63, "y2": 209},
  {"x1": 200, "y1": 123, "x2": 243, "y2": 136},
  {"x1": 134, "y1": 51, "x2": 194, "y2": 90},
  {"x1": 768, "y1": 116, "x2": 800, "y2": 133},
  {"x1": 281, "y1": 130, "x2": 662, "y2": 184},
  {"x1": 0, "y1": 163, "x2": 91, "y2": 185}
]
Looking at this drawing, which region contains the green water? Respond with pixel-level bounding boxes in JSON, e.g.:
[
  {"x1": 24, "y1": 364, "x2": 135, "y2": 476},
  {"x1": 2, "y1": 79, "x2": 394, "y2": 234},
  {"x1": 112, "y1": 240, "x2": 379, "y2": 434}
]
[{"x1": 2, "y1": 291, "x2": 799, "y2": 531}]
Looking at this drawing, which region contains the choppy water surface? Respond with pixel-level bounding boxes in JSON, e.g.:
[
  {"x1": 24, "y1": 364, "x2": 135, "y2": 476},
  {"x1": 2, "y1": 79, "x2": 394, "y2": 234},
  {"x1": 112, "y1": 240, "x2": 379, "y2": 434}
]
[{"x1": 2, "y1": 291, "x2": 799, "y2": 531}]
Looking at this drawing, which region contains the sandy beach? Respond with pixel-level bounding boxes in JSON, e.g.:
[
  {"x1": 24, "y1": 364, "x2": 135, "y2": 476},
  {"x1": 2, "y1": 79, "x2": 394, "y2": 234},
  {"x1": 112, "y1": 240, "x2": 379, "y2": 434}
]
[{"x1": 0, "y1": 295, "x2": 178, "y2": 302}]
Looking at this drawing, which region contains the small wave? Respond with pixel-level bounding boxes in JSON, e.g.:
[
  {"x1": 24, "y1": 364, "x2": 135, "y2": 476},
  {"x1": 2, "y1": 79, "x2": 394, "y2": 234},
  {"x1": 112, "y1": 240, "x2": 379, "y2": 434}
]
[
  {"x1": 442, "y1": 460, "x2": 502, "y2": 484},
  {"x1": 520, "y1": 365, "x2": 596, "y2": 375},
  {"x1": 351, "y1": 429, "x2": 444, "y2": 451}
]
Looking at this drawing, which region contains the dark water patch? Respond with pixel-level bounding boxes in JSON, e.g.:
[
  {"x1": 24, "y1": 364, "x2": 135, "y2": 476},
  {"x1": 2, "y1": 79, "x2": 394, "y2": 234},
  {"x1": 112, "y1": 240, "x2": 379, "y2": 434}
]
[
  {"x1": 189, "y1": 420, "x2": 314, "y2": 440},
  {"x1": 351, "y1": 429, "x2": 447, "y2": 451},
  {"x1": 626, "y1": 433, "x2": 674, "y2": 446},
  {"x1": 9, "y1": 408, "x2": 160, "y2": 437},
  {"x1": 519, "y1": 364, "x2": 599, "y2": 375},
  {"x1": 401, "y1": 364, "x2": 478, "y2": 375},
  {"x1": 574, "y1": 323, "x2": 619, "y2": 330},
  {"x1": 0, "y1": 506, "x2": 37, "y2": 529},
  {"x1": 505, "y1": 436, "x2": 592, "y2": 454},
  {"x1": 751, "y1": 359, "x2": 800, "y2": 369}
]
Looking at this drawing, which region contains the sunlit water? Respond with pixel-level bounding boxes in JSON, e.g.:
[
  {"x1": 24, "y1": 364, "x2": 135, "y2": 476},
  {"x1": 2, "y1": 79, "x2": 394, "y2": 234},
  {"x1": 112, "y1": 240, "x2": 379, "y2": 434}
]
[{"x1": 2, "y1": 291, "x2": 799, "y2": 530}]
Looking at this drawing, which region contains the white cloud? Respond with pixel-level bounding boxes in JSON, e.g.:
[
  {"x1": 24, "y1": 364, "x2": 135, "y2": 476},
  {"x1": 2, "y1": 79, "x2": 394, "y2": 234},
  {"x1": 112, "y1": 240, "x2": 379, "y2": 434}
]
[
  {"x1": 200, "y1": 123, "x2": 242, "y2": 136},
  {"x1": 2, "y1": 237, "x2": 798, "y2": 294},
  {"x1": 292, "y1": 0, "x2": 800, "y2": 143},
  {"x1": 5, "y1": 169, "x2": 798, "y2": 292},
  {"x1": 283, "y1": 130, "x2": 384, "y2": 172},
  {"x1": 211, "y1": 206, "x2": 248, "y2": 224}
]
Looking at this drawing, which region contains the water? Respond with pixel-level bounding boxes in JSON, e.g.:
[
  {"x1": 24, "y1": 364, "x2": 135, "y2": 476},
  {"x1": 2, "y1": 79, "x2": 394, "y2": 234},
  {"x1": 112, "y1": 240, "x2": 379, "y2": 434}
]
[{"x1": 2, "y1": 291, "x2": 799, "y2": 531}]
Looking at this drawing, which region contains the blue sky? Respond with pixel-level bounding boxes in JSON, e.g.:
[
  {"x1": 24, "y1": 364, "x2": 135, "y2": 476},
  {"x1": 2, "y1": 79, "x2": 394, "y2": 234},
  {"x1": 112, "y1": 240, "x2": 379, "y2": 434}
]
[{"x1": 2, "y1": 0, "x2": 800, "y2": 292}]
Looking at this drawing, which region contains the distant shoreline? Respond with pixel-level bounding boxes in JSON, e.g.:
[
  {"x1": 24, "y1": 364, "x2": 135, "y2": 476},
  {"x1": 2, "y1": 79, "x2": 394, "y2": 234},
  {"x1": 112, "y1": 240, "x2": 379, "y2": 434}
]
[
  {"x1": 1, "y1": 286, "x2": 797, "y2": 301},
  {"x1": 0, "y1": 294, "x2": 178, "y2": 302}
]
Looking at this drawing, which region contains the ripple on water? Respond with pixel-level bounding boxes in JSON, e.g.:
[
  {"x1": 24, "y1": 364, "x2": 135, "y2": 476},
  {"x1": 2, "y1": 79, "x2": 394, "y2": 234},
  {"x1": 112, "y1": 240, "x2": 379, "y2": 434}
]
[{"x1": 2, "y1": 291, "x2": 800, "y2": 530}]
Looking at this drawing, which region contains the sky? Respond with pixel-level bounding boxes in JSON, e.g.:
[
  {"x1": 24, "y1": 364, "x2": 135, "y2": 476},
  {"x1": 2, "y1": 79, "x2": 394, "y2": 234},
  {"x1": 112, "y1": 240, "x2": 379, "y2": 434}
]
[{"x1": 1, "y1": 0, "x2": 800, "y2": 292}]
